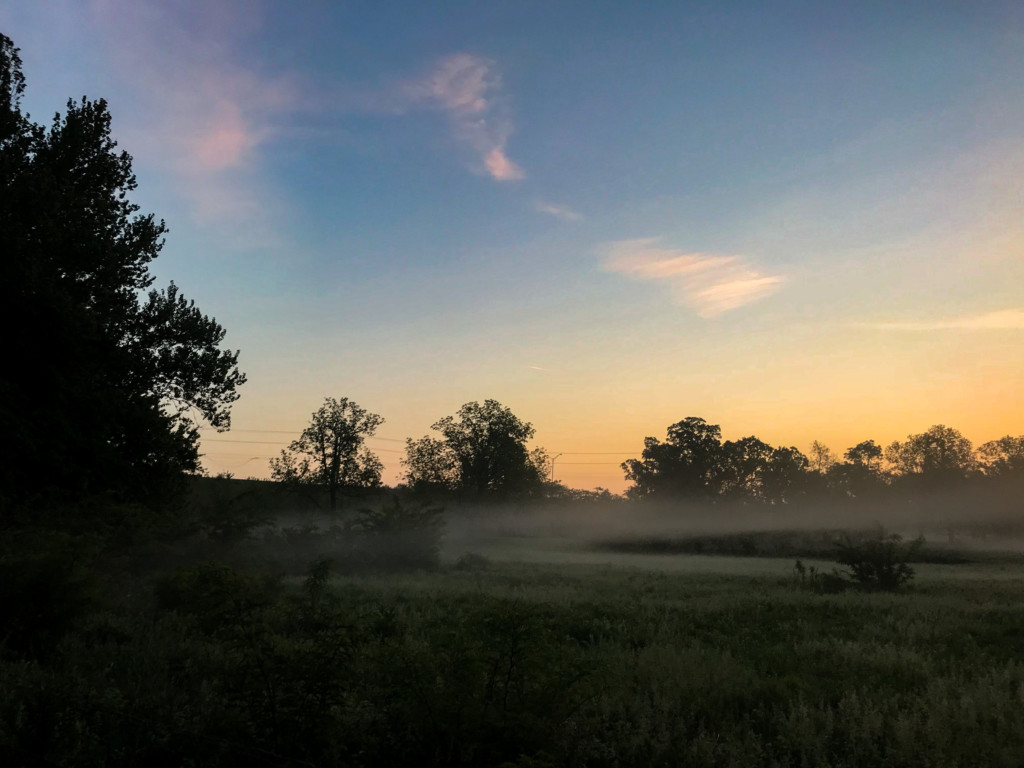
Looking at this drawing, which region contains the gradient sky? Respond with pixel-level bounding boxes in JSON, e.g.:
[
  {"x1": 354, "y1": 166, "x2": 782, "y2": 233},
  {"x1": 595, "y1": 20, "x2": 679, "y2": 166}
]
[{"x1": 3, "y1": 1, "x2": 1023, "y2": 491}]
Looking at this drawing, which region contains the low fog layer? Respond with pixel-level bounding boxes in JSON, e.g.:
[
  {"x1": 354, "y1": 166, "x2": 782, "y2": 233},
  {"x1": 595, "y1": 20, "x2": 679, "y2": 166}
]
[{"x1": 438, "y1": 485, "x2": 1024, "y2": 563}]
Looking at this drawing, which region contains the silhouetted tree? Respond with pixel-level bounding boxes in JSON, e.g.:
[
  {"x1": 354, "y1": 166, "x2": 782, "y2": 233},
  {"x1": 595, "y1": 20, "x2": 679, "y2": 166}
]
[
  {"x1": 827, "y1": 439, "x2": 889, "y2": 499},
  {"x1": 885, "y1": 425, "x2": 976, "y2": 487},
  {"x1": 403, "y1": 400, "x2": 546, "y2": 499},
  {"x1": 623, "y1": 419, "x2": 813, "y2": 504},
  {"x1": 270, "y1": 398, "x2": 384, "y2": 511},
  {"x1": 718, "y1": 436, "x2": 775, "y2": 501},
  {"x1": 622, "y1": 417, "x2": 725, "y2": 500},
  {"x1": 977, "y1": 435, "x2": 1024, "y2": 478},
  {"x1": 0, "y1": 34, "x2": 245, "y2": 511},
  {"x1": 402, "y1": 434, "x2": 457, "y2": 495},
  {"x1": 808, "y1": 440, "x2": 836, "y2": 475},
  {"x1": 845, "y1": 440, "x2": 883, "y2": 470},
  {"x1": 760, "y1": 446, "x2": 811, "y2": 504}
]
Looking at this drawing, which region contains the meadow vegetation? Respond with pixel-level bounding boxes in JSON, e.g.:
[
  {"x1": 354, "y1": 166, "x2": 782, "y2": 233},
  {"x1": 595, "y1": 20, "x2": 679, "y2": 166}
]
[{"x1": 4, "y1": 493, "x2": 1024, "y2": 767}]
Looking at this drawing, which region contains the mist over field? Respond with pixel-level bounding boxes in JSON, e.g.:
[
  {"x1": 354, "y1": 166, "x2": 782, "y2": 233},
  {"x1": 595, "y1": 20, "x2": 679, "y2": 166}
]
[{"x1": 438, "y1": 488, "x2": 1024, "y2": 561}]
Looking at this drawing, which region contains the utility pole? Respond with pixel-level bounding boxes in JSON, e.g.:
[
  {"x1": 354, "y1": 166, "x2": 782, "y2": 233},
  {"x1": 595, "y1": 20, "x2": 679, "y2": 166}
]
[{"x1": 550, "y1": 453, "x2": 563, "y2": 481}]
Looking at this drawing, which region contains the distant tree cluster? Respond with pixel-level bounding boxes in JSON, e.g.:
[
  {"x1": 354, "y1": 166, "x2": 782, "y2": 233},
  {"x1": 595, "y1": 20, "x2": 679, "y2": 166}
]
[
  {"x1": 272, "y1": 398, "x2": 550, "y2": 508},
  {"x1": 271, "y1": 398, "x2": 1023, "y2": 512},
  {"x1": 622, "y1": 417, "x2": 1024, "y2": 506},
  {"x1": 621, "y1": 417, "x2": 811, "y2": 504}
]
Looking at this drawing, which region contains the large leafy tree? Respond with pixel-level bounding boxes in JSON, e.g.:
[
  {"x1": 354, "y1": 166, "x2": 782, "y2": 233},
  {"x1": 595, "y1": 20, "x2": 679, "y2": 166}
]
[
  {"x1": 885, "y1": 425, "x2": 976, "y2": 487},
  {"x1": 759, "y1": 445, "x2": 811, "y2": 504},
  {"x1": 976, "y1": 435, "x2": 1024, "y2": 478},
  {"x1": 0, "y1": 35, "x2": 245, "y2": 509},
  {"x1": 621, "y1": 417, "x2": 725, "y2": 500},
  {"x1": 717, "y1": 435, "x2": 775, "y2": 500},
  {"x1": 622, "y1": 417, "x2": 811, "y2": 504},
  {"x1": 403, "y1": 400, "x2": 546, "y2": 499},
  {"x1": 827, "y1": 439, "x2": 889, "y2": 499},
  {"x1": 270, "y1": 398, "x2": 385, "y2": 511}
]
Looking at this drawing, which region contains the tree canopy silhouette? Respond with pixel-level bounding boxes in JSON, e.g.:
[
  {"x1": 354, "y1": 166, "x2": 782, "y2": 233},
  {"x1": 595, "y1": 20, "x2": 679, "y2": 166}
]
[
  {"x1": 885, "y1": 425, "x2": 976, "y2": 488},
  {"x1": 403, "y1": 400, "x2": 547, "y2": 499},
  {"x1": 976, "y1": 436, "x2": 1024, "y2": 479},
  {"x1": 622, "y1": 417, "x2": 810, "y2": 504},
  {"x1": 270, "y1": 397, "x2": 385, "y2": 511},
  {"x1": 0, "y1": 34, "x2": 245, "y2": 510},
  {"x1": 622, "y1": 417, "x2": 725, "y2": 501}
]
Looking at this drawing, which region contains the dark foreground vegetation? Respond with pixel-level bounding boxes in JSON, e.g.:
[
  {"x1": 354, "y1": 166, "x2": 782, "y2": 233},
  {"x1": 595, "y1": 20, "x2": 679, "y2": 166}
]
[{"x1": 4, "y1": 506, "x2": 1024, "y2": 767}]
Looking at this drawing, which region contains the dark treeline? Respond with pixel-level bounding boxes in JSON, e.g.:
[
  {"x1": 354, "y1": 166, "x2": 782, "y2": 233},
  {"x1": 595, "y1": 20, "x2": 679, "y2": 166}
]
[{"x1": 619, "y1": 417, "x2": 1024, "y2": 515}]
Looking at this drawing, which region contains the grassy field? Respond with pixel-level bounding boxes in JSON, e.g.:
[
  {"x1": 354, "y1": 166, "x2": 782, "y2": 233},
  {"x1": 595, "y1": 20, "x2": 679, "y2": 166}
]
[
  {"x1": 324, "y1": 556, "x2": 1024, "y2": 767},
  {"x1": 5, "y1": 519, "x2": 1024, "y2": 767}
]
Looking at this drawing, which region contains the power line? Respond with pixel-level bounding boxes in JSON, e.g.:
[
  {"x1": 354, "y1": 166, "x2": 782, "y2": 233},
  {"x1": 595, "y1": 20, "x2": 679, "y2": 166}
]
[
  {"x1": 195, "y1": 430, "x2": 294, "y2": 436},
  {"x1": 202, "y1": 438, "x2": 405, "y2": 448},
  {"x1": 549, "y1": 451, "x2": 636, "y2": 455},
  {"x1": 201, "y1": 439, "x2": 404, "y2": 455},
  {"x1": 198, "y1": 428, "x2": 406, "y2": 443},
  {"x1": 203, "y1": 439, "x2": 289, "y2": 445}
]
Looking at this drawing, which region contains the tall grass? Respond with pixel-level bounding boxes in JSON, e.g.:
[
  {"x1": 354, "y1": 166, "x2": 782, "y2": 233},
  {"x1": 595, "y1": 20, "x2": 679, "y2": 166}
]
[{"x1": 4, "y1": 552, "x2": 1024, "y2": 766}]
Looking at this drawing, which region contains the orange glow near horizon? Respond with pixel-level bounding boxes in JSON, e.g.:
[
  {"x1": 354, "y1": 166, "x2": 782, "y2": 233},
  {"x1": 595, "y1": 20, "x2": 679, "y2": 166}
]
[{"x1": 199, "y1": 350, "x2": 1024, "y2": 494}]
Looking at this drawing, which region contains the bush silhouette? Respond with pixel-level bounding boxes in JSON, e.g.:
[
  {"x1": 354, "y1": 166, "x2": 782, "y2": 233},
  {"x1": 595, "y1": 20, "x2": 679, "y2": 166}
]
[{"x1": 834, "y1": 530, "x2": 923, "y2": 591}]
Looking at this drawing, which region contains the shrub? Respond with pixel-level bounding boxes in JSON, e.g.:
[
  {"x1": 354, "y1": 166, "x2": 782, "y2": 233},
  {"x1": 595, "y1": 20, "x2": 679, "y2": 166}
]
[{"x1": 834, "y1": 530, "x2": 923, "y2": 591}]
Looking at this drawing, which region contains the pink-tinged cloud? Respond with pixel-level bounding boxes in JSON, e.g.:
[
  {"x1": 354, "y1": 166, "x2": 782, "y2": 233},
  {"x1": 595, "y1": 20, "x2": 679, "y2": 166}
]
[
  {"x1": 603, "y1": 238, "x2": 784, "y2": 316},
  {"x1": 860, "y1": 308, "x2": 1024, "y2": 331},
  {"x1": 422, "y1": 53, "x2": 491, "y2": 113},
  {"x1": 534, "y1": 201, "x2": 583, "y2": 221},
  {"x1": 189, "y1": 102, "x2": 263, "y2": 172},
  {"x1": 87, "y1": 0, "x2": 293, "y2": 235},
  {"x1": 408, "y1": 53, "x2": 524, "y2": 182},
  {"x1": 485, "y1": 148, "x2": 525, "y2": 181},
  {"x1": 692, "y1": 276, "x2": 784, "y2": 315}
]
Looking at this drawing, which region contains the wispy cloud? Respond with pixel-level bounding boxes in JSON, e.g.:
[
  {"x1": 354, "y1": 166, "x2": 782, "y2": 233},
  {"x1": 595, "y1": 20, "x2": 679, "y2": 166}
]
[
  {"x1": 405, "y1": 53, "x2": 524, "y2": 181},
  {"x1": 88, "y1": 3, "x2": 522, "y2": 222},
  {"x1": 859, "y1": 308, "x2": 1024, "y2": 331},
  {"x1": 535, "y1": 200, "x2": 583, "y2": 222},
  {"x1": 89, "y1": 0, "x2": 292, "y2": 241},
  {"x1": 603, "y1": 238, "x2": 783, "y2": 317}
]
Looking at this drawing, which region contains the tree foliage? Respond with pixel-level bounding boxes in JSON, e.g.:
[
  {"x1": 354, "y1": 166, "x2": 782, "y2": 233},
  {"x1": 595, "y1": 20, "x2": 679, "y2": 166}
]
[
  {"x1": 0, "y1": 34, "x2": 245, "y2": 510},
  {"x1": 403, "y1": 400, "x2": 546, "y2": 499},
  {"x1": 270, "y1": 397, "x2": 384, "y2": 511},
  {"x1": 845, "y1": 440, "x2": 884, "y2": 469},
  {"x1": 885, "y1": 425, "x2": 976, "y2": 486},
  {"x1": 825, "y1": 439, "x2": 889, "y2": 499},
  {"x1": 622, "y1": 417, "x2": 725, "y2": 501},
  {"x1": 621, "y1": 417, "x2": 809, "y2": 504},
  {"x1": 977, "y1": 435, "x2": 1024, "y2": 478},
  {"x1": 808, "y1": 440, "x2": 837, "y2": 474}
]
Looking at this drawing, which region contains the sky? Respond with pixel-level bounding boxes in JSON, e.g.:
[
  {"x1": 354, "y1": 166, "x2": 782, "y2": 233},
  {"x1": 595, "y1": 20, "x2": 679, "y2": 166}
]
[{"x1": 3, "y1": 1, "x2": 1023, "y2": 492}]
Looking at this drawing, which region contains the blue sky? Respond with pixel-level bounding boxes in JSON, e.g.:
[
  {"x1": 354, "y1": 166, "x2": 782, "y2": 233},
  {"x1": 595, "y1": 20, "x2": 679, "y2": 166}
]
[{"x1": 3, "y1": 1, "x2": 1022, "y2": 488}]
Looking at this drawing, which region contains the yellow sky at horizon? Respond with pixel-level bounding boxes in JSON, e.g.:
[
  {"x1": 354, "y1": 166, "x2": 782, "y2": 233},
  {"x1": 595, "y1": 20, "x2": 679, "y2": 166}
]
[{"x1": 199, "y1": 324, "x2": 1024, "y2": 494}]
